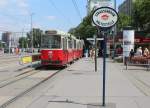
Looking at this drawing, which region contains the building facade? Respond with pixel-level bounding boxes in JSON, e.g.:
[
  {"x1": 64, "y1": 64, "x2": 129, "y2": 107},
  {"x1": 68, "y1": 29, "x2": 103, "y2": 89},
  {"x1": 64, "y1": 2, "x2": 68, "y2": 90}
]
[
  {"x1": 118, "y1": 0, "x2": 136, "y2": 17},
  {"x1": 2, "y1": 32, "x2": 19, "y2": 48},
  {"x1": 2, "y1": 32, "x2": 11, "y2": 47}
]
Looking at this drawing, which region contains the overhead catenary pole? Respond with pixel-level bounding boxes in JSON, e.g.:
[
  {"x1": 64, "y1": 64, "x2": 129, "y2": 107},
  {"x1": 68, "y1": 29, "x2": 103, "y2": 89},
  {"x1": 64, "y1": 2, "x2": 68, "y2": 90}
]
[
  {"x1": 30, "y1": 13, "x2": 34, "y2": 53},
  {"x1": 9, "y1": 34, "x2": 11, "y2": 54},
  {"x1": 30, "y1": 13, "x2": 34, "y2": 68},
  {"x1": 22, "y1": 28, "x2": 24, "y2": 53}
]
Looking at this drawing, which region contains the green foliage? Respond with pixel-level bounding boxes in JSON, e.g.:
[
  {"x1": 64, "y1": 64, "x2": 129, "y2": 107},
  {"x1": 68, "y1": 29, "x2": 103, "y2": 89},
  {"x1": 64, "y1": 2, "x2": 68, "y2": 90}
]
[
  {"x1": 68, "y1": 12, "x2": 97, "y2": 39},
  {"x1": 0, "y1": 41, "x2": 2, "y2": 48},
  {"x1": 19, "y1": 37, "x2": 28, "y2": 48},
  {"x1": 133, "y1": 0, "x2": 150, "y2": 31},
  {"x1": 117, "y1": 13, "x2": 132, "y2": 31},
  {"x1": 27, "y1": 28, "x2": 43, "y2": 48}
]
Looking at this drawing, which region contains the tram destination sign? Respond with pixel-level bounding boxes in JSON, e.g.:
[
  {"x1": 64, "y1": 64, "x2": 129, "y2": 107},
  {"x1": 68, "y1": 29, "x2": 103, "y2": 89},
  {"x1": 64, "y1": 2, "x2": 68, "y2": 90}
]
[{"x1": 92, "y1": 7, "x2": 118, "y2": 28}]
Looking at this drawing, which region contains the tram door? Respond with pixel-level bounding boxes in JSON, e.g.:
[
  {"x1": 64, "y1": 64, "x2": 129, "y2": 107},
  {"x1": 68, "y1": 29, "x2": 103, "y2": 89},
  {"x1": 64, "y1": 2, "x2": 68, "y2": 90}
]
[{"x1": 62, "y1": 38, "x2": 68, "y2": 64}]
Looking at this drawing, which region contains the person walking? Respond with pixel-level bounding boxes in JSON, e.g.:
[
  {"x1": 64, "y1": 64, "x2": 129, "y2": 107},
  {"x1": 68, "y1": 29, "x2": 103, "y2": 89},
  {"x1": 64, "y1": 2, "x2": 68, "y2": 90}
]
[{"x1": 90, "y1": 48, "x2": 95, "y2": 60}]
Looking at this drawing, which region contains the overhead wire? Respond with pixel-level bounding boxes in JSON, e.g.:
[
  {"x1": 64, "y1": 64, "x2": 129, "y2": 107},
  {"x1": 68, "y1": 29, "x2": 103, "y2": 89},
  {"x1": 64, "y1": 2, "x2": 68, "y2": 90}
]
[
  {"x1": 71, "y1": 0, "x2": 82, "y2": 21},
  {"x1": 47, "y1": 0, "x2": 73, "y2": 28}
]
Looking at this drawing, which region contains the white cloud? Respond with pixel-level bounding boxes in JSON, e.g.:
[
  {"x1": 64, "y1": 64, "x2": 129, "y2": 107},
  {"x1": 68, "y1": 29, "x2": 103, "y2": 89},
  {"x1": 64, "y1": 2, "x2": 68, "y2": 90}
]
[{"x1": 46, "y1": 16, "x2": 56, "y2": 20}]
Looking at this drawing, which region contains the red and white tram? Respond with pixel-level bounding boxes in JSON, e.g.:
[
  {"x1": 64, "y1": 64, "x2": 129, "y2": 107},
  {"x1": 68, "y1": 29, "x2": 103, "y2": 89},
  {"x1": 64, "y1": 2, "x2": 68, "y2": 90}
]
[{"x1": 40, "y1": 30, "x2": 83, "y2": 66}]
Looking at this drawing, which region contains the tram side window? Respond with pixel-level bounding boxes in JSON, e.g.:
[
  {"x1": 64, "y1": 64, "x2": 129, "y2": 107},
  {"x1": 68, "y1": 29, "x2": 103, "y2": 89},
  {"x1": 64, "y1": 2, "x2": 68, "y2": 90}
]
[
  {"x1": 63, "y1": 38, "x2": 67, "y2": 50},
  {"x1": 68, "y1": 39, "x2": 72, "y2": 49},
  {"x1": 74, "y1": 40, "x2": 76, "y2": 49},
  {"x1": 77, "y1": 42, "x2": 79, "y2": 49}
]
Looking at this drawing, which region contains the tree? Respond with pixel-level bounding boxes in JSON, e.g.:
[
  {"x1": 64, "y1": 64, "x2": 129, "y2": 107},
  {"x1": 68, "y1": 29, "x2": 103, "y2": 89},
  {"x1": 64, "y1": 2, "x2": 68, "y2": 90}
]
[
  {"x1": 68, "y1": 12, "x2": 97, "y2": 39},
  {"x1": 117, "y1": 13, "x2": 132, "y2": 31},
  {"x1": 19, "y1": 37, "x2": 28, "y2": 48},
  {"x1": 0, "y1": 41, "x2": 2, "y2": 48},
  {"x1": 133, "y1": 0, "x2": 150, "y2": 31},
  {"x1": 27, "y1": 28, "x2": 43, "y2": 48}
]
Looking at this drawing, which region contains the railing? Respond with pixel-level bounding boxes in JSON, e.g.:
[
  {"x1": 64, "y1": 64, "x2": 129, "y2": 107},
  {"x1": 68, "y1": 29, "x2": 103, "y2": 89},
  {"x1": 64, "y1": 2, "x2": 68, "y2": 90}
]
[{"x1": 125, "y1": 56, "x2": 150, "y2": 71}]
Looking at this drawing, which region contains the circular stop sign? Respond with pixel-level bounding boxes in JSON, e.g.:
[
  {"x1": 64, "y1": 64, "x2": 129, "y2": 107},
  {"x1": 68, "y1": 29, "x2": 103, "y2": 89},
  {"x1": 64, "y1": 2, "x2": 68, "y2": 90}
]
[{"x1": 92, "y1": 7, "x2": 118, "y2": 28}]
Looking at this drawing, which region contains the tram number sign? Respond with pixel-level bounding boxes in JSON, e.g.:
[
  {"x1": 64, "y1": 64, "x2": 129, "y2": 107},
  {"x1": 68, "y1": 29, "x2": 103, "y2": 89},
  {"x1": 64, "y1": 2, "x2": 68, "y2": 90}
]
[
  {"x1": 87, "y1": 38, "x2": 104, "y2": 41},
  {"x1": 92, "y1": 7, "x2": 118, "y2": 28}
]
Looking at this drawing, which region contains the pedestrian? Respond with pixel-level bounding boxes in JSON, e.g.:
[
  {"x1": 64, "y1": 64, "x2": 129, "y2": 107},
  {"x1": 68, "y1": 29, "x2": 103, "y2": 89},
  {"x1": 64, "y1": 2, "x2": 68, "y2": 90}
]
[
  {"x1": 129, "y1": 49, "x2": 134, "y2": 61},
  {"x1": 143, "y1": 48, "x2": 149, "y2": 57},
  {"x1": 90, "y1": 48, "x2": 95, "y2": 60},
  {"x1": 136, "y1": 46, "x2": 142, "y2": 56},
  {"x1": 84, "y1": 49, "x2": 88, "y2": 58}
]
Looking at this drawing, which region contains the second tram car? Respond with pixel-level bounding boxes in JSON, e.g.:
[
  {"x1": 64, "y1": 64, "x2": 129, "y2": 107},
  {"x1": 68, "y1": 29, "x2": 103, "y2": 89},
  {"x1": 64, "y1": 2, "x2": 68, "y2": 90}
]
[{"x1": 40, "y1": 30, "x2": 83, "y2": 66}]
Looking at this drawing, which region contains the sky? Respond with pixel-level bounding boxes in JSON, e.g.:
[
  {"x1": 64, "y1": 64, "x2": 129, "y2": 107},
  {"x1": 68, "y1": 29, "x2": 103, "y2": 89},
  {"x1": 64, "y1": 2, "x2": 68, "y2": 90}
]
[{"x1": 0, "y1": 0, "x2": 124, "y2": 39}]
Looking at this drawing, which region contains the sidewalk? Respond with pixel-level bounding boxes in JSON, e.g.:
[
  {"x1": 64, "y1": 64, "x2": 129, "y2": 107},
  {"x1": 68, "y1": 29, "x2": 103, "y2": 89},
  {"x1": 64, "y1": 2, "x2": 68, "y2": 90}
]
[{"x1": 43, "y1": 57, "x2": 150, "y2": 108}]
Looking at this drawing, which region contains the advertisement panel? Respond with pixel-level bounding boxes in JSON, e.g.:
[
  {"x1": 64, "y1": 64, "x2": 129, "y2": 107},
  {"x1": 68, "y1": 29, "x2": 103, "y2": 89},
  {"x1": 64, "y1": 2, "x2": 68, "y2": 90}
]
[
  {"x1": 123, "y1": 30, "x2": 134, "y2": 57},
  {"x1": 90, "y1": 0, "x2": 115, "y2": 12}
]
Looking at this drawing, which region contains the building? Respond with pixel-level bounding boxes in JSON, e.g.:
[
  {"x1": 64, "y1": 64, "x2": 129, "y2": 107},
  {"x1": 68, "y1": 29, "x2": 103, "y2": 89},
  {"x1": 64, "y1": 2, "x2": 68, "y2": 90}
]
[
  {"x1": 2, "y1": 32, "x2": 19, "y2": 48},
  {"x1": 118, "y1": 0, "x2": 136, "y2": 17},
  {"x1": 2, "y1": 32, "x2": 11, "y2": 47}
]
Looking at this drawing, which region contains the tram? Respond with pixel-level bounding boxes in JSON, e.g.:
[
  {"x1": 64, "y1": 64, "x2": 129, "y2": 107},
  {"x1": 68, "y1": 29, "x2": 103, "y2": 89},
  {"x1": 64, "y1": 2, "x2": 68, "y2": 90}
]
[{"x1": 40, "y1": 30, "x2": 83, "y2": 66}]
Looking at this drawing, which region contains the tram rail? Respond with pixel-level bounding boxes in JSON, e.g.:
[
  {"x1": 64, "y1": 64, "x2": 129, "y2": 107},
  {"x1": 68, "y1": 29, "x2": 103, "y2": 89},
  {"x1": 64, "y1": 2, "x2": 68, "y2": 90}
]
[
  {"x1": 0, "y1": 69, "x2": 39, "y2": 89},
  {"x1": 0, "y1": 68, "x2": 62, "y2": 108},
  {"x1": 124, "y1": 71, "x2": 150, "y2": 96}
]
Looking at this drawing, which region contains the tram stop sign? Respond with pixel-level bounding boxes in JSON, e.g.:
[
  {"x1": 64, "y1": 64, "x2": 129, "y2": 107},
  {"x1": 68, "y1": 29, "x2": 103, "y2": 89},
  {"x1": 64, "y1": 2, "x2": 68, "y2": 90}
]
[{"x1": 92, "y1": 7, "x2": 118, "y2": 29}]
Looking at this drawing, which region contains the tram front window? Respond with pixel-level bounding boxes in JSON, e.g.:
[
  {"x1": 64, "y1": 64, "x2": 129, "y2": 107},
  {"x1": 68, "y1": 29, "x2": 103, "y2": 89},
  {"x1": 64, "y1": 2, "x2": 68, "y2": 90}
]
[{"x1": 42, "y1": 35, "x2": 61, "y2": 49}]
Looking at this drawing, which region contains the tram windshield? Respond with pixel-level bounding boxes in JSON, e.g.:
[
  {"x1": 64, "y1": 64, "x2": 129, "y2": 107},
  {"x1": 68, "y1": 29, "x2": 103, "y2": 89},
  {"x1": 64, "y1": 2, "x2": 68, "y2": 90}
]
[{"x1": 41, "y1": 35, "x2": 61, "y2": 49}]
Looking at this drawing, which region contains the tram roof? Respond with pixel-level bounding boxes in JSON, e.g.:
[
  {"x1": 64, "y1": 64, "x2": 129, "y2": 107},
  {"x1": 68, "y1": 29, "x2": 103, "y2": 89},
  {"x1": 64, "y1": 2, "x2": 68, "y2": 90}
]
[{"x1": 45, "y1": 30, "x2": 77, "y2": 39}]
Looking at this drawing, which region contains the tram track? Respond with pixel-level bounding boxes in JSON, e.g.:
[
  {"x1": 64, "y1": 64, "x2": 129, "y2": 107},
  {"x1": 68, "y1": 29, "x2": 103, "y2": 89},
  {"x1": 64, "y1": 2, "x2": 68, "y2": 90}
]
[
  {"x1": 124, "y1": 70, "x2": 150, "y2": 96},
  {"x1": 0, "y1": 69, "x2": 39, "y2": 89},
  {"x1": 0, "y1": 67, "x2": 63, "y2": 108}
]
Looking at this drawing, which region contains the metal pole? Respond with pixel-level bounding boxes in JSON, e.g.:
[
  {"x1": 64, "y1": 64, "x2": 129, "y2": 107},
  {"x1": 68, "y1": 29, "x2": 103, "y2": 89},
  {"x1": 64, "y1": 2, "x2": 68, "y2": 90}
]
[
  {"x1": 30, "y1": 13, "x2": 34, "y2": 67},
  {"x1": 102, "y1": 31, "x2": 107, "y2": 106},
  {"x1": 30, "y1": 13, "x2": 33, "y2": 54},
  {"x1": 9, "y1": 33, "x2": 11, "y2": 54},
  {"x1": 94, "y1": 35, "x2": 97, "y2": 72},
  {"x1": 40, "y1": 32, "x2": 42, "y2": 50},
  {"x1": 113, "y1": 0, "x2": 117, "y2": 59},
  {"x1": 22, "y1": 28, "x2": 24, "y2": 53}
]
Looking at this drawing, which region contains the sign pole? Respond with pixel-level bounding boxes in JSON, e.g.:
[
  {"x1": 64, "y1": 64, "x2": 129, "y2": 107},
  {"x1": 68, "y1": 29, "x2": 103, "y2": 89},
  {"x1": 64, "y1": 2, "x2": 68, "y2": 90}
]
[
  {"x1": 102, "y1": 31, "x2": 107, "y2": 106},
  {"x1": 92, "y1": 7, "x2": 118, "y2": 107},
  {"x1": 94, "y1": 35, "x2": 97, "y2": 72}
]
